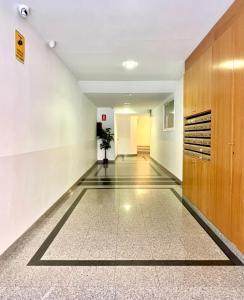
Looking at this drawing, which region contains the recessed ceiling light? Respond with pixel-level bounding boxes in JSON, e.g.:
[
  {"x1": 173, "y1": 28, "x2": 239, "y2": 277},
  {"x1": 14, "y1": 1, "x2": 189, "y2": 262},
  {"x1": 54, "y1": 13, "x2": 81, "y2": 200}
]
[
  {"x1": 124, "y1": 102, "x2": 131, "y2": 105},
  {"x1": 122, "y1": 60, "x2": 139, "y2": 70},
  {"x1": 48, "y1": 40, "x2": 57, "y2": 49}
]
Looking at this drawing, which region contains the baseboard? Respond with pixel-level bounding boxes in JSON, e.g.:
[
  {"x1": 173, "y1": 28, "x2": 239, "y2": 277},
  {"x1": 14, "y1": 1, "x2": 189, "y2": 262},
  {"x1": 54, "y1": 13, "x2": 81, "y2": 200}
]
[
  {"x1": 182, "y1": 195, "x2": 244, "y2": 264},
  {"x1": 97, "y1": 160, "x2": 115, "y2": 164},
  {"x1": 150, "y1": 156, "x2": 182, "y2": 184},
  {"x1": 0, "y1": 160, "x2": 97, "y2": 258}
]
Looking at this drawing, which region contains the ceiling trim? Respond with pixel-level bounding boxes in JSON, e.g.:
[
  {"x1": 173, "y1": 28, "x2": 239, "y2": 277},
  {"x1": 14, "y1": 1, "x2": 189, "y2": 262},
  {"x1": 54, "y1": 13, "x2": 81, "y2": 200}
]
[{"x1": 79, "y1": 81, "x2": 178, "y2": 94}]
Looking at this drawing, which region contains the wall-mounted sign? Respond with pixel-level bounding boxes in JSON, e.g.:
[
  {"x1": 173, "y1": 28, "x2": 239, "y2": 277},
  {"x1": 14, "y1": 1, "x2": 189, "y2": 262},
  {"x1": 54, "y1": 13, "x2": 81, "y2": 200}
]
[
  {"x1": 102, "y1": 114, "x2": 107, "y2": 121},
  {"x1": 15, "y1": 30, "x2": 25, "y2": 64}
]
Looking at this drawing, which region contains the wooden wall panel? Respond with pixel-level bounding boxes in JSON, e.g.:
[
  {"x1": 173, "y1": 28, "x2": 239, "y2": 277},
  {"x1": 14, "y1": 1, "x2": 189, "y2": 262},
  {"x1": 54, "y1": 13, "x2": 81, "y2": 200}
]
[
  {"x1": 197, "y1": 160, "x2": 214, "y2": 222},
  {"x1": 198, "y1": 47, "x2": 212, "y2": 113},
  {"x1": 231, "y1": 13, "x2": 244, "y2": 252},
  {"x1": 212, "y1": 26, "x2": 234, "y2": 239},
  {"x1": 183, "y1": 0, "x2": 244, "y2": 254},
  {"x1": 183, "y1": 155, "x2": 194, "y2": 201},
  {"x1": 184, "y1": 65, "x2": 197, "y2": 116},
  {"x1": 183, "y1": 154, "x2": 213, "y2": 220},
  {"x1": 184, "y1": 47, "x2": 212, "y2": 117},
  {"x1": 183, "y1": 68, "x2": 191, "y2": 117}
]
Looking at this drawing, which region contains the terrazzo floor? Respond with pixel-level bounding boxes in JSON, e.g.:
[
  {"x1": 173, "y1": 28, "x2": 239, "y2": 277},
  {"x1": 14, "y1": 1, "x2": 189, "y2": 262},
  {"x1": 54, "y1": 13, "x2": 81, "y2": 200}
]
[{"x1": 0, "y1": 155, "x2": 243, "y2": 299}]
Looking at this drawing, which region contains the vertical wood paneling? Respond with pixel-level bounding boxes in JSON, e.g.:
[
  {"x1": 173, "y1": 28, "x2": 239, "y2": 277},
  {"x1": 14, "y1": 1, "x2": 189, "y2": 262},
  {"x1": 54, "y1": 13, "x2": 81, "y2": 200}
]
[
  {"x1": 212, "y1": 26, "x2": 234, "y2": 239},
  {"x1": 184, "y1": 66, "x2": 196, "y2": 117},
  {"x1": 183, "y1": 154, "x2": 193, "y2": 200},
  {"x1": 183, "y1": 2, "x2": 244, "y2": 255},
  {"x1": 183, "y1": 69, "x2": 191, "y2": 117},
  {"x1": 231, "y1": 13, "x2": 244, "y2": 252},
  {"x1": 198, "y1": 46, "x2": 212, "y2": 112},
  {"x1": 184, "y1": 47, "x2": 212, "y2": 117},
  {"x1": 198, "y1": 160, "x2": 214, "y2": 221}
]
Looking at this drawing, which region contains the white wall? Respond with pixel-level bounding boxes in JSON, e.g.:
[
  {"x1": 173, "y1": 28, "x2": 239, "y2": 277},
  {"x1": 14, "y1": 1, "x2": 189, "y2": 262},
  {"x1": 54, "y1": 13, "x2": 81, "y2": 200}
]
[
  {"x1": 116, "y1": 115, "x2": 138, "y2": 155},
  {"x1": 0, "y1": 3, "x2": 97, "y2": 254},
  {"x1": 137, "y1": 115, "x2": 151, "y2": 146},
  {"x1": 97, "y1": 108, "x2": 115, "y2": 161},
  {"x1": 150, "y1": 78, "x2": 183, "y2": 180},
  {"x1": 114, "y1": 114, "x2": 118, "y2": 157}
]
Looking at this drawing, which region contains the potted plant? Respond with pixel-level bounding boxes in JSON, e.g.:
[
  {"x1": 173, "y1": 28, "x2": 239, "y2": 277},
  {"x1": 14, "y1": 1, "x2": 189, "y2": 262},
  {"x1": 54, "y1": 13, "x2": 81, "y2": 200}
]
[{"x1": 100, "y1": 128, "x2": 114, "y2": 165}]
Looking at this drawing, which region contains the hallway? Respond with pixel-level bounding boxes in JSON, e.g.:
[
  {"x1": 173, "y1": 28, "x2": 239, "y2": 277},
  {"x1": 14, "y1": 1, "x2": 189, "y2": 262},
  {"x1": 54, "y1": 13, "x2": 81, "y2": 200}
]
[
  {"x1": 0, "y1": 156, "x2": 243, "y2": 299},
  {"x1": 1, "y1": 1, "x2": 244, "y2": 299}
]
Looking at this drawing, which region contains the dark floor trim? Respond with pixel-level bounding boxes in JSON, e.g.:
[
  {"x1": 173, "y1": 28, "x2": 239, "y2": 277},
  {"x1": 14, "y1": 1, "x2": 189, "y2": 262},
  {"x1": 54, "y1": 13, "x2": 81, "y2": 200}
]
[
  {"x1": 0, "y1": 161, "x2": 97, "y2": 260},
  {"x1": 31, "y1": 259, "x2": 233, "y2": 267},
  {"x1": 171, "y1": 190, "x2": 243, "y2": 266},
  {"x1": 94, "y1": 164, "x2": 103, "y2": 176},
  {"x1": 78, "y1": 181, "x2": 178, "y2": 186},
  {"x1": 80, "y1": 177, "x2": 176, "y2": 182},
  {"x1": 80, "y1": 162, "x2": 98, "y2": 180},
  {"x1": 94, "y1": 158, "x2": 163, "y2": 177},
  {"x1": 149, "y1": 163, "x2": 162, "y2": 176},
  {"x1": 150, "y1": 156, "x2": 182, "y2": 184},
  {"x1": 97, "y1": 160, "x2": 115, "y2": 164},
  {"x1": 28, "y1": 189, "x2": 87, "y2": 265},
  {"x1": 28, "y1": 187, "x2": 241, "y2": 267}
]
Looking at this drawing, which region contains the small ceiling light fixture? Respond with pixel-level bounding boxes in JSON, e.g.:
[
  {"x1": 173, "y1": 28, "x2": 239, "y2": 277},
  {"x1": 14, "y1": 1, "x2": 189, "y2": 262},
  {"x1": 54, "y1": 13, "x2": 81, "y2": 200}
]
[
  {"x1": 122, "y1": 60, "x2": 139, "y2": 70},
  {"x1": 48, "y1": 40, "x2": 57, "y2": 49},
  {"x1": 124, "y1": 102, "x2": 131, "y2": 105},
  {"x1": 18, "y1": 4, "x2": 30, "y2": 18}
]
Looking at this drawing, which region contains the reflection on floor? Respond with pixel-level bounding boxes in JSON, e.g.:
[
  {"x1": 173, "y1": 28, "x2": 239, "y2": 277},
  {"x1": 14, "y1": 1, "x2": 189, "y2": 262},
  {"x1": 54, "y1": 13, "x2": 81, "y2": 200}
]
[{"x1": 0, "y1": 155, "x2": 244, "y2": 299}]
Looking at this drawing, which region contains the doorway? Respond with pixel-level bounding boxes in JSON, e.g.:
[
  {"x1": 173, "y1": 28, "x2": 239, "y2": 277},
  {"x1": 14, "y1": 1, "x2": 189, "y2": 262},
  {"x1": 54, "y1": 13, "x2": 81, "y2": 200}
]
[{"x1": 115, "y1": 114, "x2": 151, "y2": 157}]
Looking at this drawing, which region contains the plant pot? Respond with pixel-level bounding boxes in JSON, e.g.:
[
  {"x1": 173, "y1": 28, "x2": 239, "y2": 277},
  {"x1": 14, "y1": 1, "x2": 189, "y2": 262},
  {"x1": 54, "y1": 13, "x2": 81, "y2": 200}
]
[{"x1": 103, "y1": 158, "x2": 109, "y2": 165}]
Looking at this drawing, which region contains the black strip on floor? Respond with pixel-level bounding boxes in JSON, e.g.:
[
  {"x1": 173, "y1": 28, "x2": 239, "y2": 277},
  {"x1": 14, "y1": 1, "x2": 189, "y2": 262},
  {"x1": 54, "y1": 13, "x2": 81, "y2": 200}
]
[
  {"x1": 149, "y1": 163, "x2": 162, "y2": 176},
  {"x1": 28, "y1": 189, "x2": 87, "y2": 265},
  {"x1": 28, "y1": 187, "x2": 242, "y2": 267},
  {"x1": 31, "y1": 260, "x2": 233, "y2": 267},
  {"x1": 170, "y1": 189, "x2": 243, "y2": 266},
  {"x1": 78, "y1": 182, "x2": 179, "y2": 186},
  {"x1": 79, "y1": 177, "x2": 173, "y2": 181}
]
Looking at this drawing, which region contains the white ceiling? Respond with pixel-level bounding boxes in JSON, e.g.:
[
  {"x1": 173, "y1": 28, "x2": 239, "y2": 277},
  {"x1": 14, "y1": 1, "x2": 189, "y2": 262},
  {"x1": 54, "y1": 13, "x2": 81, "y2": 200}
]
[
  {"x1": 11, "y1": 0, "x2": 234, "y2": 81},
  {"x1": 85, "y1": 93, "x2": 172, "y2": 110}
]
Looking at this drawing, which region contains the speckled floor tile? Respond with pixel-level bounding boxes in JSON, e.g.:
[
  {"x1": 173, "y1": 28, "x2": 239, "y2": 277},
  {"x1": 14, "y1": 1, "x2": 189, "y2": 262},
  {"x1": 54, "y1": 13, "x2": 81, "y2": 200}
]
[
  {"x1": 114, "y1": 266, "x2": 159, "y2": 299},
  {"x1": 154, "y1": 287, "x2": 244, "y2": 300},
  {"x1": 46, "y1": 286, "x2": 116, "y2": 300},
  {"x1": 1, "y1": 156, "x2": 243, "y2": 300},
  {"x1": 155, "y1": 266, "x2": 244, "y2": 289},
  {"x1": 116, "y1": 234, "x2": 153, "y2": 260}
]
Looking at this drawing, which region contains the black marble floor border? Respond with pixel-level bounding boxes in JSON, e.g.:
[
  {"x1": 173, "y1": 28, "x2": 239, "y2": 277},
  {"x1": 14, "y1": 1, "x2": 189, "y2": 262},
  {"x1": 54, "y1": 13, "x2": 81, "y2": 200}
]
[
  {"x1": 78, "y1": 177, "x2": 176, "y2": 185},
  {"x1": 80, "y1": 177, "x2": 174, "y2": 181},
  {"x1": 149, "y1": 163, "x2": 162, "y2": 176},
  {"x1": 171, "y1": 189, "x2": 243, "y2": 266},
  {"x1": 150, "y1": 156, "x2": 182, "y2": 184},
  {"x1": 91, "y1": 160, "x2": 162, "y2": 177},
  {"x1": 28, "y1": 187, "x2": 242, "y2": 267},
  {"x1": 78, "y1": 181, "x2": 178, "y2": 186}
]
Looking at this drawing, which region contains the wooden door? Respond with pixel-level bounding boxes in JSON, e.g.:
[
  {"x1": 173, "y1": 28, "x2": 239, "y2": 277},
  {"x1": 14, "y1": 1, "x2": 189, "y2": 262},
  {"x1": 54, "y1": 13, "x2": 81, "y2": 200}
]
[
  {"x1": 184, "y1": 67, "x2": 195, "y2": 117},
  {"x1": 183, "y1": 154, "x2": 192, "y2": 199},
  {"x1": 231, "y1": 13, "x2": 244, "y2": 252},
  {"x1": 183, "y1": 154, "x2": 198, "y2": 206},
  {"x1": 212, "y1": 26, "x2": 234, "y2": 238},
  {"x1": 198, "y1": 47, "x2": 212, "y2": 113},
  {"x1": 184, "y1": 47, "x2": 212, "y2": 117},
  {"x1": 197, "y1": 160, "x2": 214, "y2": 222}
]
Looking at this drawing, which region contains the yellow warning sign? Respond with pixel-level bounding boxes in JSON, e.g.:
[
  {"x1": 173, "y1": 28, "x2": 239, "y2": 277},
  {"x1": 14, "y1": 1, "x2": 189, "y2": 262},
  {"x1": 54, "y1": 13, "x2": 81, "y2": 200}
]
[{"x1": 15, "y1": 30, "x2": 25, "y2": 63}]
